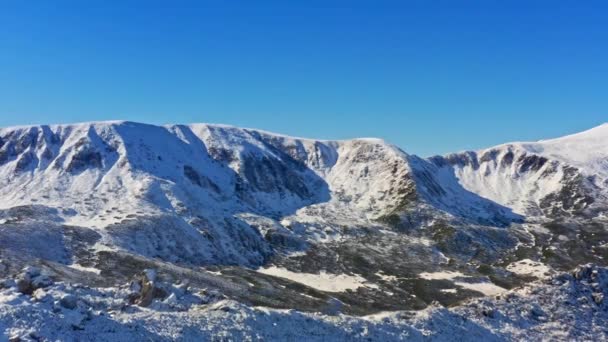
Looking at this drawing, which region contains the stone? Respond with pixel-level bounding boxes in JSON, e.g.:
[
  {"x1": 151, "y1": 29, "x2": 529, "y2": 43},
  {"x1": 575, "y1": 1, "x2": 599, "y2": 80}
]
[
  {"x1": 128, "y1": 269, "x2": 167, "y2": 307},
  {"x1": 60, "y1": 294, "x2": 79, "y2": 310},
  {"x1": 592, "y1": 293, "x2": 604, "y2": 305}
]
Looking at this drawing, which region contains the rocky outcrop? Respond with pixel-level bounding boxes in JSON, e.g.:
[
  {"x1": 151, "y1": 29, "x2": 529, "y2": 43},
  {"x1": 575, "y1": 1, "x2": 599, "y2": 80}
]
[
  {"x1": 14, "y1": 267, "x2": 53, "y2": 295},
  {"x1": 127, "y1": 269, "x2": 167, "y2": 307}
]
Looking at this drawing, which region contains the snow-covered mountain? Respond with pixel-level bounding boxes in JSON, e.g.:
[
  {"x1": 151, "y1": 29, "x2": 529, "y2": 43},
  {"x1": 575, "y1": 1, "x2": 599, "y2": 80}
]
[
  {"x1": 1, "y1": 120, "x2": 608, "y2": 340},
  {"x1": 0, "y1": 121, "x2": 524, "y2": 228},
  {"x1": 431, "y1": 124, "x2": 608, "y2": 218}
]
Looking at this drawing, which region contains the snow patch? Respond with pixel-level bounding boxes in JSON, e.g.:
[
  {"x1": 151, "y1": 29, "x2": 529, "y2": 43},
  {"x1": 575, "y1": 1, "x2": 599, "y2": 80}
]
[
  {"x1": 454, "y1": 282, "x2": 506, "y2": 296},
  {"x1": 418, "y1": 271, "x2": 465, "y2": 280},
  {"x1": 68, "y1": 264, "x2": 101, "y2": 275},
  {"x1": 419, "y1": 271, "x2": 507, "y2": 296},
  {"x1": 257, "y1": 266, "x2": 369, "y2": 292},
  {"x1": 507, "y1": 259, "x2": 553, "y2": 279}
]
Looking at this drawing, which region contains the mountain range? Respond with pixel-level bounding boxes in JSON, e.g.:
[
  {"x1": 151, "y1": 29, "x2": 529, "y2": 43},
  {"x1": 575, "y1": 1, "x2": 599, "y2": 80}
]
[{"x1": 1, "y1": 121, "x2": 608, "y2": 340}]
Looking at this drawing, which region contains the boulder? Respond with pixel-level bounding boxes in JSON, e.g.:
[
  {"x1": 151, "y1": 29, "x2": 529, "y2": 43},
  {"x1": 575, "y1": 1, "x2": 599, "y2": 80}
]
[
  {"x1": 60, "y1": 294, "x2": 79, "y2": 310},
  {"x1": 128, "y1": 269, "x2": 167, "y2": 307},
  {"x1": 592, "y1": 293, "x2": 604, "y2": 305},
  {"x1": 15, "y1": 266, "x2": 53, "y2": 295}
]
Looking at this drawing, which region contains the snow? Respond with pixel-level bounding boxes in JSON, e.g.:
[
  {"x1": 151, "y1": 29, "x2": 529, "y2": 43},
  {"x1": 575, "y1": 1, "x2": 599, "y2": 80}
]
[
  {"x1": 68, "y1": 264, "x2": 101, "y2": 275},
  {"x1": 257, "y1": 266, "x2": 371, "y2": 292},
  {"x1": 454, "y1": 282, "x2": 506, "y2": 296},
  {"x1": 1, "y1": 264, "x2": 608, "y2": 341},
  {"x1": 376, "y1": 272, "x2": 399, "y2": 282},
  {"x1": 2, "y1": 120, "x2": 606, "y2": 237},
  {"x1": 432, "y1": 123, "x2": 608, "y2": 216},
  {"x1": 506, "y1": 259, "x2": 553, "y2": 279},
  {"x1": 521, "y1": 123, "x2": 608, "y2": 177},
  {"x1": 418, "y1": 271, "x2": 465, "y2": 280},
  {"x1": 0, "y1": 120, "x2": 411, "y2": 228},
  {"x1": 419, "y1": 271, "x2": 507, "y2": 296}
]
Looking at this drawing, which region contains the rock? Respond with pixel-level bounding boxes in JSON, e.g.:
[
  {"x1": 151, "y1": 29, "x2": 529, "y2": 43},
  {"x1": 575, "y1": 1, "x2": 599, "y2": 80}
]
[
  {"x1": 592, "y1": 293, "x2": 604, "y2": 305},
  {"x1": 22, "y1": 266, "x2": 41, "y2": 278},
  {"x1": 573, "y1": 264, "x2": 595, "y2": 281},
  {"x1": 482, "y1": 308, "x2": 496, "y2": 318},
  {"x1": 8, "y1": 332, "x2": 39, "y2": 342},
  {"x1": 14, "y1": 266, "x2": 53, "y2": 295},
  {"x1": 60, "y1": 294, "x2": 79, "y2": 310},
  {"x1": 16, "y1": 277, "x2": 33, "y2": 295},
  {"x1": 31, "y1": 274, "x2": 53, "y2": 289},
  {"x1": 324, "y1": 298, "x2": 344, "y2": 316},
  {"x1": 175, "y1": 280, "x2": 189, "y2": 291},
  {"x1": 128, "y1": 269, "x2": 167, "y2": 307},
  {"x1": 396, "y1": 311, "x2": 416, "y2": 320},
  {"x1": 529, "y1": 306, "x2": 547, "y2": 321},
  {"x1": 530, "y1": 306, "x2": 544, "y2": 316},
  {"x1": 198, "y1": 288, "x2": 226, "y2": 304},
  {"x1": 210, "y1": 300, "x2": 241, "y2": 313}
]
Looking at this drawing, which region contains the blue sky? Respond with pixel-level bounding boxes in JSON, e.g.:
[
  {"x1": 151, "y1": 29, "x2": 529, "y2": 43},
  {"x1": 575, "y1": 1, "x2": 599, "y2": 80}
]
[{"x1": 0, "y1": 1, "x2": 606, "y2": 156}]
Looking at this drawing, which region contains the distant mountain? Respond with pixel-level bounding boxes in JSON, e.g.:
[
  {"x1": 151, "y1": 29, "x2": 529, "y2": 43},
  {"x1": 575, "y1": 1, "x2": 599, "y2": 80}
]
[{"x1": 431, "y1": 124, "x2": 608, "y2": 218}]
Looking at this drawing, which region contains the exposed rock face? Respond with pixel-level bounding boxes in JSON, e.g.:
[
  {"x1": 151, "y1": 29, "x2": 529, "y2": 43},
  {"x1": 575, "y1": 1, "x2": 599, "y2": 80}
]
[
  {"x1": 66, "y1": 148, "x2": 103, "y2": 173},
  {"x1": 183, "y1": 165, "x2": 220, "y2": 192},
  {"x1": 14, "y1": 152, "x2": 36, "y2": 173}
]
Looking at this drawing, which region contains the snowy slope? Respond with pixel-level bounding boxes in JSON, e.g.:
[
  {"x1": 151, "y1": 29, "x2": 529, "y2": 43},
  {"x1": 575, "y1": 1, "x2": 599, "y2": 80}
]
[
  {"x1": 1, "y1": 264, "x2": 607, "y2": 341},
  {"x1": 0, "y1": 121, "x2": 409, "y2": 221},
  {"x1": 0, "y1": 121, "x2": 439, "y2": 274},
  {"x1": 430, "y1": 124, "x2": 608, "y2": 217},
  {"x1": 521, "y1": 123, "x2": 608, "y2": 177},
  {"x1": 0, "y1": 121, "x2": 507, "y2": 234}
]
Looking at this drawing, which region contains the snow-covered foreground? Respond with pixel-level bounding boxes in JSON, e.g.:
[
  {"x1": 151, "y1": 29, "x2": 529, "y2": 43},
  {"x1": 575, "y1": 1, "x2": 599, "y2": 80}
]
[{"x1": 1, "y1": 264, "x2": 607, "y2": 341}]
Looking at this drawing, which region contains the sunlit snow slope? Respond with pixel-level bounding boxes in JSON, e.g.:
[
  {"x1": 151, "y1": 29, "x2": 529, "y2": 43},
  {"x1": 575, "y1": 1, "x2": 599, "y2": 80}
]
[{"x1": 430, "y1": 124, "x2": 608, "y2": 217}]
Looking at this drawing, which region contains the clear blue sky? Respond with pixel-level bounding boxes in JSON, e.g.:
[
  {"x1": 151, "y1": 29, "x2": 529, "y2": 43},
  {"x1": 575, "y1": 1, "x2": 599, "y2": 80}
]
[{"x1": 0, "y1": 1, "x2": 606, "y2": 156}]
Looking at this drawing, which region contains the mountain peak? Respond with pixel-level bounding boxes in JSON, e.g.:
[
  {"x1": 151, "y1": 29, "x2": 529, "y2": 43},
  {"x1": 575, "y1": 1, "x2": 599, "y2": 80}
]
[
  {"x1": 518, "y1": 123, "x2": 608, "y2": 176},
  {"x1": 536, "y1": 122, "x2": 608, "y2": 144}
]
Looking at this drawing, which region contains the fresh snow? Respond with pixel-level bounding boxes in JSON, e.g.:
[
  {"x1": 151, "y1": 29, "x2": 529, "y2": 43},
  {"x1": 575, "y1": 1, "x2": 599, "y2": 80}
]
[
  {"x1": 2, "y1": 264, "x2": 608, "y2": 341},
  {"x1": 435, "y1": 123, "x2": 608, "y2": 216},
  {"x1": 454, "y1": 282, "x2": 506, "y2": 296},
  {"x1": 506, "y1": 259, "x2": 553, "y2": 279},
  {"x1": 418, "y1": 271, "x2": 466, "y2": 280},
  {"x1": 67, "y1": 263, "x2": 101, "y2": 275},
  {"x1": 419, "y1": 271, "x2": 507, "y2": 296},
  {"x1": 257, "y1": 266, "x2": 371, "y2": 292},
  {"x1": 521, "y1": 123, "x2": 608, "y2": 177}
]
